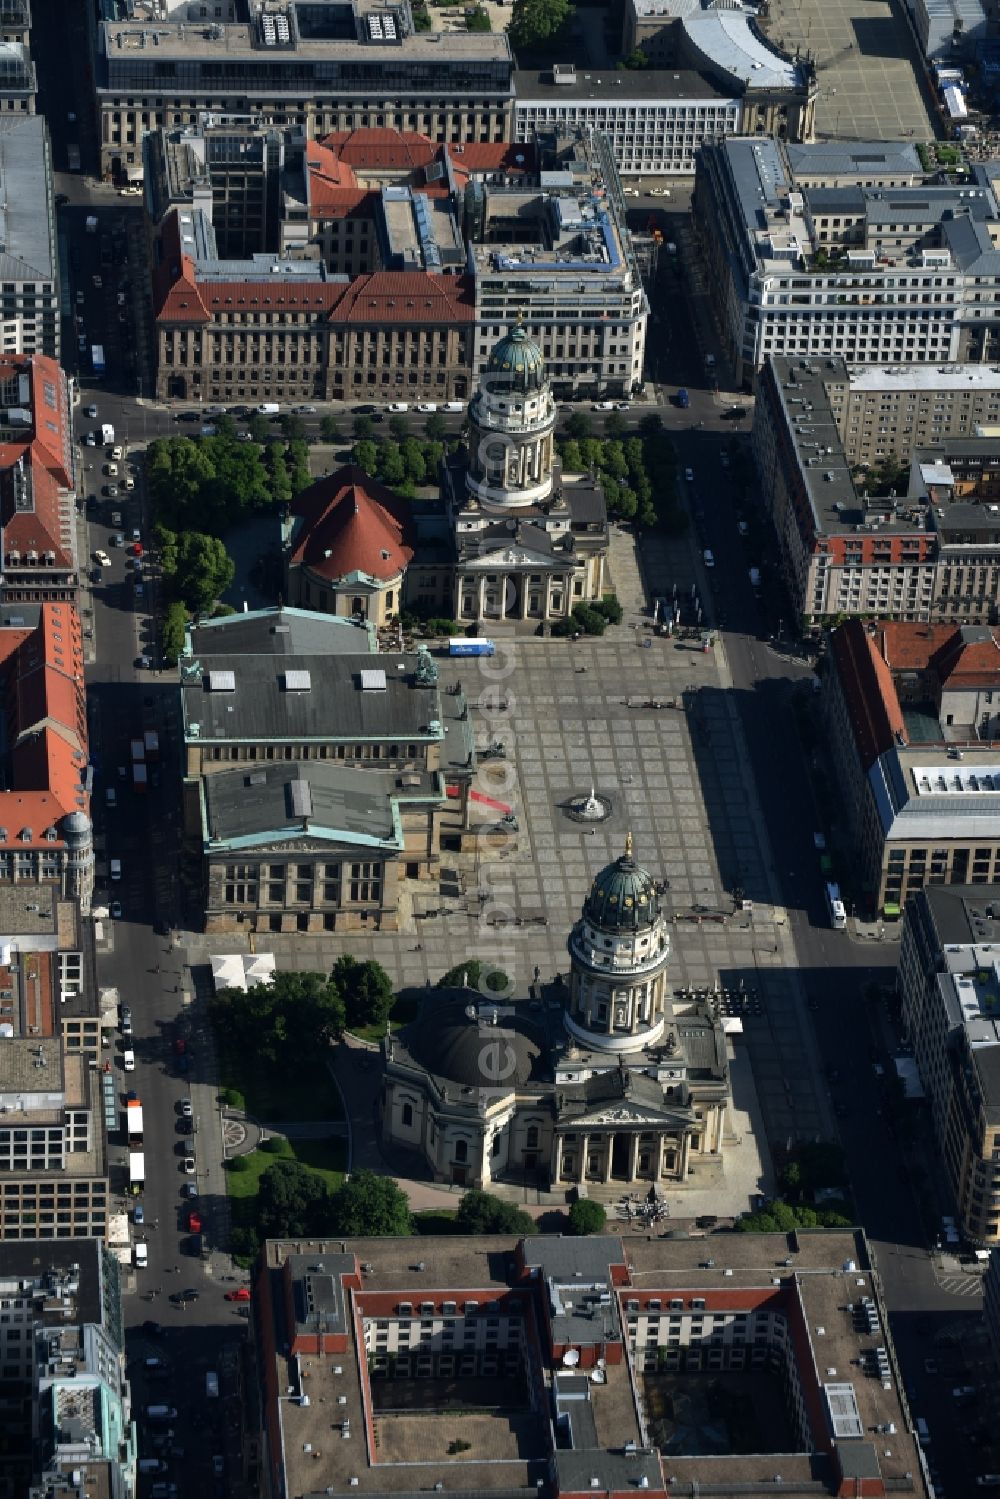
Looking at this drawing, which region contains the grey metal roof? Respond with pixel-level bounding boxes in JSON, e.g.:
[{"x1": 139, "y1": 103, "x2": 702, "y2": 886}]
[
  {"x1": 721, "y1": 137, "x2": 789, "y2": 236},
  {"x1": 188, "y1": 607, "x2": 374, "y2": 660},
  {"x1": 804, "y1": 187, "x2": 867, "y2": 214},
  {"x1": 184, "y1": 650, "x2": 443, "y2": 744},
  {"x1": 202, "y1": 759, "x2": 410, "y2": 849},
  {"x1": 521, "y1": 1236, "x2": 626, "y2": 1281},
  {"x1": 786, "y1": 142, "x2": 923, "y2": 177},
  {"x1": 0, "y1": 116, "x2": 55, "y2": 283},
  {"x1": 681, "y1": 12, "x2": 804, "y2": 90},
  {"x1": 554, "y1": 1449, "x2": 663, "y2": 1494}
]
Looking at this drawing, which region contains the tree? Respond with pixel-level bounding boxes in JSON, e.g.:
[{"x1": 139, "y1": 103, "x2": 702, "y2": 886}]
[
  {"x1": 437, "y1": 959, "x2": 511, "y2": 994},
  {"x1": 320, "y1": 414, "x2": 341, "y2": 444},
  {"x1": 249, "y1": 413, "x2": 270, "y2": 445},
  {"x1": 424, "y1": 413, "x2": 446, "y2": 441},
  {"x1": 287, "y1": 439, "x2": 312, "y2": 498},
  {"x1": 280, "y1": 413, "x2": 307, "y2": 445},
  {"x1": 156, "y1": 523, "x2": 179, "y2": 581},
  {"x1": 257, "y1": 1159, "x2": 336, "y2": 1239},
  {"x1": 401, "y1": 437, "x2": 427, "y2": 485},
  {"x1": 265, "y1": 442, "x2": 293, "y2": 507},
  {"x1": 173, "y1": 531, "x2": 235, "y2": 612},
  {"x1": 210, "y1": 971, "x2": 345, "y2": 1068},
  {"x1": 565, "y1": 411, "x2": 592, "y2": 440},
  {"x1": 162, "y1": 600, "x2": 188, "y2": 662},
  {"x1": 455, "y1": 1189, "x2": 536, "y2": 1236},
  {"x1": 214, "y1": 413, "x2": 237, "y2": 442},
  {"x1": 353, "y1": 415, "x2": 375, "y2": 441},
  {"x1": 559, "y1": 439, "x2": 583, "y2": 473},
  {"x1": 388, "y1": 415, "x2": 410, "y2": 442},
  {"x1": 353, "y1": 439, "x2": 379, "y2": 474},
  {"x1": 639, "y1": 413, "x2": 663, "y2": 438},
  {"x1": 331, "y1": 1170, "x2": 413, "y2": 1236},
  {"x1": 376, "y1": 440, "x2": 406, "y2": 487},
  {"x1": 603, "y1": 412, "x2": 626, "y2": 440},
  {"x1": 466, "y1": 4, "x2": 491, "y2": 28},
  {"x1": 567, "y1": 1199, "x2": 606, "y2": 1235},
  {"x1": 332, "y1": 955, "x2": 395, "y2": 1032},
  {"x1": 510, "y1": 0, "x2": 573, "y2": 48},
  {"x1": 619, "y1": 47, "x2": 649, "y2": 69}
]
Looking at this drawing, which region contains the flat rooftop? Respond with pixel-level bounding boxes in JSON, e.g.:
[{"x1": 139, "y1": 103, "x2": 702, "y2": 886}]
[
  {"x1": 202, "y1": 759, "x2": 416, "y2": 850},
  {"x1": 513, "y1": 66, "x2": 729, "y2": 103},
  {"x1": 263, "y1": 1230, "x2": 921, "y2": 1499},
  {"x1": 844, "y1": 363, "x2": 1000, "y2": 392},
  {"x1": 101, "y1": 18, "x2": 512, "y2": 67}
]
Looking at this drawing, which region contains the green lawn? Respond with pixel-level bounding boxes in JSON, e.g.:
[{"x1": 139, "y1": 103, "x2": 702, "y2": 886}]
[
  {"x1": 414, "y1": 1209, "x2": 459, "y2": 1235},
  {"x1": 226, "y1": 1135, "x2": 348, "y2": 1251},
  {"x1": 350, "y1": 992, "x2": 418, "y2": 1045},
  {"x1": 218, "y1": 1047, "x2": 344, "y2": 1124}
]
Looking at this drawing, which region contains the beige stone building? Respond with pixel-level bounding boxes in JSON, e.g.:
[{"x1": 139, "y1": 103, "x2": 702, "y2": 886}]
[
  {"x1": 178, "y1": 607, "x2": 474, "y2": 933},
  {"x1": 381, "y1": 836, "x2": 732, "y2": 1192},
  {"x1": 94, "y1": 1, "x2": 514, "y2": 183},
  {"x1": 444, "y1": 326, "x2": 609, "y2": 626},
  {"x1": 813, "y1": 359, "x2": 1000, "y2": 466},
  {"x1": 825, "y1": 616, "x2": 1000, "y2": 916}
]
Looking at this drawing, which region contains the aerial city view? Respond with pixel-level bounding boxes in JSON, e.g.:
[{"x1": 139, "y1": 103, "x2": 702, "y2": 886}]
[{"x1": 6, "y1": 0, "x2": 1000, "y2": 1493}]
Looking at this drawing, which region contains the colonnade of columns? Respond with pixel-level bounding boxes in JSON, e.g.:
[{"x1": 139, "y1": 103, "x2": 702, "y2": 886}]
[{"x1": 552, "y1": 1129, "x2": 693, "y2": 1186}]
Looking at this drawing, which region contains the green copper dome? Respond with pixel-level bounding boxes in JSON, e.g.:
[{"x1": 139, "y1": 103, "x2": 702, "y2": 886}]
[
  {"x1": 486, "y1": 324, "x2": 546, "y2": 394},
  {"x1": 583, "y1": 832, "x2": 659, "y2": 932}
]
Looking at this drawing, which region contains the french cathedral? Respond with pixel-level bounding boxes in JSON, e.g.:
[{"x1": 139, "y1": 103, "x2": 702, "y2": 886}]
[
  {"x1": 380, "y1": 836, "x2": 733, "y2": 1194},
  {"x1": 283, "y1": 325, "x2": 610, "y2": 630}
]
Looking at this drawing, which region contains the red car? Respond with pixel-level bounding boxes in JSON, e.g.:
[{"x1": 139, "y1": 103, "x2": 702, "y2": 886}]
[
  {"x1": 132, "y1": 541, "x2": 143, "y2": 556},
  {"x1": 224, "y1": 1287, "x2": 251, "y2": 1302},
  {"x1": 187, "y1": 1210, "x2": 202, "y2": 1233},
  {"x1": 173, "y1": 1037, "x2": 186, "y2": 1055}
]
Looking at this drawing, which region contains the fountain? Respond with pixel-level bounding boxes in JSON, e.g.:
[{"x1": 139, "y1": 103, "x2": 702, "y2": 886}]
[{"x1": 565, "y1": 784, "x2": 612, "y2": 824}]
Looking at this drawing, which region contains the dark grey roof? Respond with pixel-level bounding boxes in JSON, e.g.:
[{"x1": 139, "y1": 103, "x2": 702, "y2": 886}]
[
  {"x1": 785, "y1": 141, "x2": 923, "y2": 176},
  {"x1": 182, "y1": 651, "x2": 444, "y2": 745},
  {"x1": 971, "y1": 1039, "x2": 1000, "y2": 1111},
  {"x1": 288, "y1": 1252, "x2": 354, "y2": 1338},
  {"x1": 514, "y1": 66, "x2": 725, "y2": 102},
  {"x1": 0, "y1": 116, "x2": 56, "y2": 284},
  {"x1": 398, "y1": 991, "x2": 548, "y2": 1090},
  {"x1": 917, "y1": 883, "x2": 1000, "y2": 947},
  {"x1": 554, "y1": 1449, "x2": 662, "y2": 1494},
  {"x1": 804, "y1": 187, "x2": 866, "y2": 214},
  {"x1": 0, "y1": 1239, "x2": 104, "y2": 1332},
  {"x1": 521, "y1": 1235, "x2": 626, "y2": 1281},
  {"x1": 834, "y1": 1441, "x2": 882, "y2": 1479},
  {"x1": 564, "y1": 479, "x2": 607, "y2": 527},
  {"x1": 203, "y1": 760, "x2": 413, "y2": 849},
  {"x1": 188, "y1": 606, "x2": 372, "y2": 660}
]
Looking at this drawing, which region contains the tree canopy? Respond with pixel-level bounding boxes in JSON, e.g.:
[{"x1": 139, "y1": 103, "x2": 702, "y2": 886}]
[
  {"x1": 567, "y1": 1199, "x2": 607, "y2": 1235},
  {"x1": 160, "y1": 527, "x2": 234, "y2": 612},
  {"x1": 455, "y1": 1189, "x2": 536, "y2": 1237},
  {"x1": 510, "y1": 0, "x2": 573, "y2": 48},
  {"x1": 210, "y1": 971, "x2": 345, "y2": 1069},
  {"x1": 437, "y1": 959, "x2": 511, "y2": 994},
  {"x1": 331, "y1": 1170, "x2": 413, "y2": 1236},
  {"x1": 146, "y1": 433, "x2": 275, "y2": 535},
  {"x1": 257, "y1": 1159, "x2": 337, "y2": 1240},
  {"x1": 331, "y1": 955, "x2": 395, "y2": 1032}
]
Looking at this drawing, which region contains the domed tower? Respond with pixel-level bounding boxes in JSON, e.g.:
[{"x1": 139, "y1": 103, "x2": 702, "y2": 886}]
[
  {"x1": 61, "y1": 810, "x2": 94, "y2": 914},
  {"x1": 465, "y1": 324, "x2": 557, "y2": 516},
  {"x1": 565, "y1": 833, "x2": 670, "y2": 1052}
]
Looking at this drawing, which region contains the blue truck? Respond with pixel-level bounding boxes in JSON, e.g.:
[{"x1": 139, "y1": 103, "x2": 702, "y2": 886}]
[
  {"x1": 448, "y1": 637, "x2": 496, "y2": 657},
  {"x1": 676, "y1": 387, "x2": 689, "y2": 409}
]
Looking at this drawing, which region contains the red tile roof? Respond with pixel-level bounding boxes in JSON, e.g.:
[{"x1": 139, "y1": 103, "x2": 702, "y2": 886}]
[
  {"x1": 152, "y1": 211, "x2": 209, "y2": 324},
  {"x1": 449, "y1": 141, "x2": 537, "y2": 175},
  {"x1": 319, "y1": 127, "x2": 440, "y2": 173},
  {"x1": 289, "y1": 464, "x2": 415, "y2": 584},
  {"x1": 876, "y1": 621, "x2": 956, "y2": 672},
  {"x1": 829, "y1": 619, "x2": 906, "y2": 770},
  {"x1": 929, "y1": 626, "x2": 1000, "y2": 689},
  {"x1": 0, "y1": 355, "x2": 76, "y2": 572},
  {"x1": 328, "y1": 272, "x2": 474, "y2": 325},
  {"x1": 0, "y1": 603, "x2": 88, "y2": 846}
]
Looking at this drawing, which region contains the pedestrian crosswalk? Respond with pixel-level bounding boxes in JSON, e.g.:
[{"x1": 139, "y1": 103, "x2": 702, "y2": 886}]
[{"x1": 935, "y1": 1273, "x2": 984, "y2": 1299}]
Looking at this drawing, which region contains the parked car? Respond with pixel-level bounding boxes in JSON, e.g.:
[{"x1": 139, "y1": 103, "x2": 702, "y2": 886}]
[
  {"x1": 416, "y1": 402, "x2": 437, "y2": 413},
  {"x1": 183, "y1": 1156, "x2": 196, "y2": 1174},
  {"x1": 387, "y1": 402, "x2": 409, "y2": 413},
  {"x1": 94, "y1": 549, "x2": 111, "y2": 568},
  {"x1": 224, "y1": 1287, "x2": 251, "y2": 1302}
]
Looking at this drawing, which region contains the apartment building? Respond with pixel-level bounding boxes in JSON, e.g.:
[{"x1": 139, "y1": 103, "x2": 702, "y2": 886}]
[
  {"x1": 469, "y1": 130, "x2": 647, "y2": 397},
  {"x1": 253, "y1": 1228, "x2": 920, "y2": 1499},
  {"x1": 0, "y1": 1240, "x2": 135, "y2": 1497},
  {"x1": 178, "y1": 607, "x2": 474, "y2": 933},
  {"x1": 0, "y1": 354, "x2": 79, "y2": 605},
  {"x1": 0, "y1": 116, "x2": 58, "y2": 360},
  {"x1": 0, "y1": 1036, "x2": 108, "y2": 1243},
  {"x1": 94, "y1": 0, "x2": 514, "y2": 183},
  {"x1": 898, "y1": 884, "x2": 1000, "y2": 1243},
  {"x1": 695, "y1": 137, "x2": 1000, "y2": 387},
  {"x1": 753, "y1": 356, "x2": 1000, "y2": 627},
  {"x1": 514, "y1": 68, "x2": 742, "y2": 178},
  {"x1": 823, "y1": 360, "x2": 1000, "y2": 464},
  {"x1": 151, "y1": 125, "x2": 646, "y2": 400},
  {"x1": 0, "y1": 0, "x2": 33, "y2": 116},
  {"x1": 825, "y1": 616, "x2": 1000, "y2": 914}
]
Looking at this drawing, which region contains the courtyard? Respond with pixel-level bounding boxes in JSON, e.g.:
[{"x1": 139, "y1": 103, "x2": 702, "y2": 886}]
[{"x1": 642, "y1": 1369, "x2": 799, "y2": 1457}]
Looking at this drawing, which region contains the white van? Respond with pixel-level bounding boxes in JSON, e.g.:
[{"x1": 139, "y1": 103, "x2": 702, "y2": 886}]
[
  {"x1": 123, "y1": 1049, "x2": 135, "y2": 1072},
  {"x1": 134, "y1": 1242, "x2": 148, "y2": 1268},
  {"x1": 110, "y1": 859, "x2": 122, "y2": 881}
]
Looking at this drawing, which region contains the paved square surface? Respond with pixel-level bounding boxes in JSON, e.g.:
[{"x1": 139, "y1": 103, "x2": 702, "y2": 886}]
[
  {"x1": 761, "y1": 0, "x2": 933, "y2": 140},
  {"x1": 183, "y1": 528, "x2": 837, "y2": 1167}
]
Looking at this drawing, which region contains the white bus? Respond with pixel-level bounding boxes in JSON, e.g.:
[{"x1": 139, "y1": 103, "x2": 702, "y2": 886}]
[{"x1": 825, "y1": 882, "x2": 847, "y2": 930}]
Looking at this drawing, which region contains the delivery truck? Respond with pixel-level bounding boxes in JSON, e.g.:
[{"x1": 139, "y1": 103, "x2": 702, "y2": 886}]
[
  {"x1": 448, "y1": 637, "x2": 496, "y2": 657},
  {"x1": 126, "y1": 1099, "x2": 144, "y2": 1140},
  {"x1": 128, "y1": 1151, "x2": 145, "y2": 1193}
]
